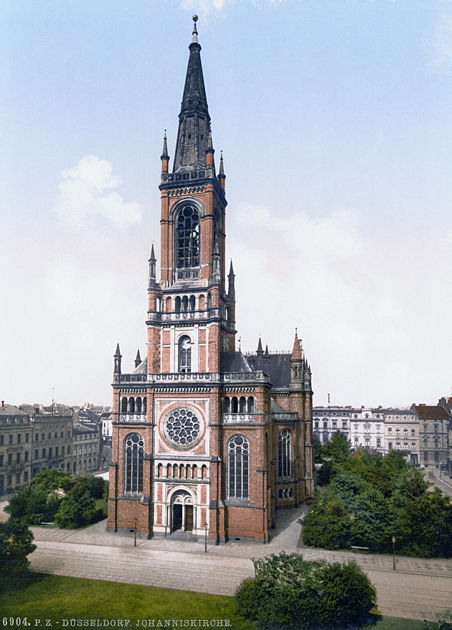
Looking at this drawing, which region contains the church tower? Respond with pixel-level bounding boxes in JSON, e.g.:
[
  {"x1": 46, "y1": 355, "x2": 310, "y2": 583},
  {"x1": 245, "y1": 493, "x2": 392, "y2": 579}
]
[{"x1": 108, "y1": 17, "x2": 314, "y2": 543}]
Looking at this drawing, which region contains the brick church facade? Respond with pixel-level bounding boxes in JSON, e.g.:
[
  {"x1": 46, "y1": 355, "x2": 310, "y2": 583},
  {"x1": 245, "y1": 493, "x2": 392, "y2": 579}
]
[{"x1": 107, "y1": 17, "x2": 314, "y2": 543}]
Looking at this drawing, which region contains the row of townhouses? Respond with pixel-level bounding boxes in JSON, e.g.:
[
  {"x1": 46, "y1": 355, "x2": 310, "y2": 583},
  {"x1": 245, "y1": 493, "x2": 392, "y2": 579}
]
[
  {"x1": 0, "y1": 402, "x2": 109, "y2": 497},
  {"x1": 313, "y1": 398, "x2": 452, "y2": 474}
]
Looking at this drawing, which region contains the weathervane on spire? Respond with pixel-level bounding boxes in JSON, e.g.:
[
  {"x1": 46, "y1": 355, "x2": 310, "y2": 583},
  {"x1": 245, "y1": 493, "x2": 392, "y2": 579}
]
[{"x1": 192, "y1": 14, "x2": 198, "y2": 43}]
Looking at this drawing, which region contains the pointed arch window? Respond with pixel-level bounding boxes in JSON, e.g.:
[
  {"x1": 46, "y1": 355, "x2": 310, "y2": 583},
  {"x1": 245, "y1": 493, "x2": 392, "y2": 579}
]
[
  {"x1": 278, "y1": 429, "x2": 291, "y2": 478},
  {"x1": 176, "y1": 205, "x2": 200, "y2": 269},
  {"x1": 124, "y1": 433, "x2": 144, "y2": 493},
  {"x1": 228, "y1": 435, "x2": 249, "y2": 499},
  {"x1": 178, "y1": 335, "x2": 192, "y2": 373}
]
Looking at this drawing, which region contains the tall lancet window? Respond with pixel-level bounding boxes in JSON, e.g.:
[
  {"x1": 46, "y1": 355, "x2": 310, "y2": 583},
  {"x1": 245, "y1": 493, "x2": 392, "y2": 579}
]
[
  {"x1": 228, "y1": 435, "x2": 249, "y2": 499},
  {"x1": 124, "y1": 433, "x2": 144, "y2": 493},
  {"x1": 278, "y1": 429, "x2": 291, "y2": 478},
  {"x1": 176, "y1": 205, "x2": 200, "y2": 269},
  {"x1": 178, "y1": 335, "x2": 192, "y2": 373}
]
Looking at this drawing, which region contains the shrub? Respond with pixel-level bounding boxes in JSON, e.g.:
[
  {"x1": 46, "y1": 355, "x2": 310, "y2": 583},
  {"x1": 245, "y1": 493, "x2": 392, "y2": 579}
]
[
  {"x1": 235, "y1": 553, "x2": 376, "y2": 630},
  {"x1": 317, "y1": 561, "x2": 377, "y2": 627}
]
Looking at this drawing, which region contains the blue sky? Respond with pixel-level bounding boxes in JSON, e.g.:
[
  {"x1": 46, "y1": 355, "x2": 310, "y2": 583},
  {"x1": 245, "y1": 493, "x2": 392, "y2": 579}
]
[{"x1": 2, "y1": 0, "x2": 452, "y2": 407}]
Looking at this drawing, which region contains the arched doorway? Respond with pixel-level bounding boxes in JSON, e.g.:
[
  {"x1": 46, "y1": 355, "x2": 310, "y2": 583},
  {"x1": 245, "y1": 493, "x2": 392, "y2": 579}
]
[{"x1": 170, "y1": 489, "x2": 194, "y2": 533}]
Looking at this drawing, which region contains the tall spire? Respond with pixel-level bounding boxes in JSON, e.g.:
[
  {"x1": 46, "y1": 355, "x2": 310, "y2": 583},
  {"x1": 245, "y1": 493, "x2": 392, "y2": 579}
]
[{"x1": 173, "y1": 15, "x2": 211, "y2": 173}]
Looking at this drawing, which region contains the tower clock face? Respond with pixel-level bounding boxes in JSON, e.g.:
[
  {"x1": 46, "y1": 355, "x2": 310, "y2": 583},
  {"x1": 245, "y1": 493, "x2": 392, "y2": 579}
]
[{"x1": 164, "y1": 407, "x2": 201, "y2": 448}]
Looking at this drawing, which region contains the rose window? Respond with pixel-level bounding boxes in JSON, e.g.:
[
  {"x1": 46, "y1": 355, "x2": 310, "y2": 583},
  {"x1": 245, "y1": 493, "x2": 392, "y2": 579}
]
[{"x1": 165, "y1": 408, "x2": 201, "y2": 447}]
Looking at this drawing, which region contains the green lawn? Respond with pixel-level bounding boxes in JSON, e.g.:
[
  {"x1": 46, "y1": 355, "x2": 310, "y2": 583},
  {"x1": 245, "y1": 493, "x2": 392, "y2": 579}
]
[{"x1": 0, "y1": 573, "x2": 439, "y2": 630}]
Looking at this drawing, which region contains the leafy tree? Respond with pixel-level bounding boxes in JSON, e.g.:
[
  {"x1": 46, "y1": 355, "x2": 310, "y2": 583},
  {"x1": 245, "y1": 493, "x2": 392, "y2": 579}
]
[
  {"x1": 235, "y1": 553, "x2": 376, "y2": 629},
  {"x1": 391, "y1": 468, "x2": 430, "y2": 509},
  {"x1": 32, "y1": 468, "x2": 73, "y2": 493},
  {"x1": 77, "y1": 474, "x2": 107, "y2": 499},
  {"x1": 397, "y1": 489, "x2": 452, "y2": 557},
  {"x1": 329, "y1": 472, "x2": 370, "y2": 509},
  {"x1": 351, "y1": 488, "x2": 394, "y2": 552},
  {"x1": 0, "y1": 520, "x2": 36, "y2": 587},
  {"x1": 313, "y1": 436, "x2": 323, "y2": 464},
  {"x1": 303, "y1": 493, "x2": 352, "y2": 550},
  {"x1": 5, "y1": 484, "x2": 53, "y2": 525},
  {"x1": 322, "y1": 431, "x2": 350, "y2": 463},
  {"x1": 316, "y1": 459, "x2": 337, "y2": 486},
  {"x1": 54, "y1": 479, "x2": 97, "y2": 528}
]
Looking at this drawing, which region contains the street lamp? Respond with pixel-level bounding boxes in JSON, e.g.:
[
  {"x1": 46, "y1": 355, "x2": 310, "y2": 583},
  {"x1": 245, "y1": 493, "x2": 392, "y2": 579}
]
[
  {"x1": 392, "y1": 535, "x2": 396, "y2": 570},
  {"x1": 204, "y1": 521, "x2": 208, "y2": 553}
]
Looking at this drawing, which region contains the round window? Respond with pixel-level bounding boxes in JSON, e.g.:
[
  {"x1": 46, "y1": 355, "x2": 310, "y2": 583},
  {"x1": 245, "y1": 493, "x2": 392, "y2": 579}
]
[{"x1": 164, "y1": 408, "x2": 201, "y2": 448}]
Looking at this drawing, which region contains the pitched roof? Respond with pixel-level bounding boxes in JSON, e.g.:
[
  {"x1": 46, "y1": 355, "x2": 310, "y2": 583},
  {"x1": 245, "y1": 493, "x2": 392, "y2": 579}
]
[
  {"x1": 247, "y1": 353, "x2": 292, "y2": 388},
  {"x1": 412, "y1": 405, "x2": 449, "y2": 419},
  {"x1": 0, "y1": 403, "x2": 28, "y2": 416},
  {"x1": 220, "y1": 351, "x2": 253, "y2": 373}
]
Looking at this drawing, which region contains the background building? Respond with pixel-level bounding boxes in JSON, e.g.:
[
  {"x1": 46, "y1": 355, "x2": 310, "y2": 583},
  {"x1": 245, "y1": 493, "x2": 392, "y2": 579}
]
[{"x1": 0, "y1": 402, "x2": 32, "y2": 496}]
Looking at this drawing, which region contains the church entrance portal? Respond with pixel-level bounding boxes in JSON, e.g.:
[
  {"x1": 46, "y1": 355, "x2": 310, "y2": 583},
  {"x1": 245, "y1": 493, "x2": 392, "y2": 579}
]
[{"x1": 170, "y1": 490, "x2": 194, "y2": 533}]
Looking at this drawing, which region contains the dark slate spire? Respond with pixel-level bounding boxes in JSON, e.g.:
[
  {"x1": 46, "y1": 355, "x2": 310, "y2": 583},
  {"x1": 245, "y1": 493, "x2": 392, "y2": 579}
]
[
  {"x1": 114, "y1": 344, "x2": 122, "y2": 377},
  {"x1": 148, "y1": 244, "x2": 157, "y2": 288},
  {"x1": 227, "y1": 260, "x2": 235, "y2": 298},
  {"x1": 135, "y1": 349, "x2": 142, "y2": 368},
  {"x1": 173, "y1": 15, "x2": 211, "y2": 173},
  {"x1": 161, "y1": 130, "x2": 169, "y2": 160},
  {"x1": 256, "y1": 337, "x2": 264, "y2": 370}
]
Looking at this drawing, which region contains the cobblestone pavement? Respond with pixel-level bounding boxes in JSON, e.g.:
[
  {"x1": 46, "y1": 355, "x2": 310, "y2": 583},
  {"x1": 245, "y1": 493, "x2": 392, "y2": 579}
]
[{"x1": 28, "y1": 506, "x2": 452, "y2": 621}]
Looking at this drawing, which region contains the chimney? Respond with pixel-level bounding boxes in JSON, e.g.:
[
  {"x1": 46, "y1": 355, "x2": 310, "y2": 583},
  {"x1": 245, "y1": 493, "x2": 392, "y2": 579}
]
[
  {"x1": 34, "y1": 406, "x2": 39, "y2": 415},
  {"x1": 1, "y1": 401, "x2": 4, "y2": 407}
]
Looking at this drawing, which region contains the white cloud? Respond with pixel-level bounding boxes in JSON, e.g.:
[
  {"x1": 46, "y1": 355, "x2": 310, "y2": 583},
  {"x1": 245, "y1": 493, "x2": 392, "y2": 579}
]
[
  {"x1": 229, "y1": 203, "x2": 452, "y2": 407},
  {"x1": 56, "y1": 155, "x2": 142, "y2": 229}
]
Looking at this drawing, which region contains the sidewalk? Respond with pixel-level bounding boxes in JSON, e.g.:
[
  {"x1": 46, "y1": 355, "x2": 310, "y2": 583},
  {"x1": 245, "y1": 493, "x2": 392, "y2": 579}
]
[{"x1": 28, "y1": 506, "x2": 452, "y2": 621}]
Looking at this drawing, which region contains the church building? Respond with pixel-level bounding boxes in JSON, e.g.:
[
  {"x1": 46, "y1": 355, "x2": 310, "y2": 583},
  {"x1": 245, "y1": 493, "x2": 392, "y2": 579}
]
[{"x1": 107, "y1": 17, "x2": 314, "y2": 543}]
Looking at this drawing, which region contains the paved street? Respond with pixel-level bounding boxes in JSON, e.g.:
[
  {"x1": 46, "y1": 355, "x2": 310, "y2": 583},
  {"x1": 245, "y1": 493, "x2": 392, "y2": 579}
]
[{"x1": 27, "y1": 506, "x2": 452, "y2": 622}]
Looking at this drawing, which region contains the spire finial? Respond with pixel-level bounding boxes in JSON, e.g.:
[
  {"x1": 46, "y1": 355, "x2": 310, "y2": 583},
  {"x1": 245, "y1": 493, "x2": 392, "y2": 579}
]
[{"x1": 192, "y1": 14, "x2": 198, "y2": 43}]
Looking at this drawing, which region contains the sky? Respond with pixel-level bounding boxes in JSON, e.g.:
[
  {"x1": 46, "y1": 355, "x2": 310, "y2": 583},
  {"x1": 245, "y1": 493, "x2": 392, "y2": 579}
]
[{"x1": 1, "y1": 0, "x2": 452, "y2": 408}]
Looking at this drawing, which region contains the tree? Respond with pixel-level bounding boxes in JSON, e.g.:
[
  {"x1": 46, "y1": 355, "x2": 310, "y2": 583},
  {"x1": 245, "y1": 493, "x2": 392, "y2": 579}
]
[
  {"x1": 313, "y1": 436, "x2": 323, "y2": 464},
  {"x1": 322, "y1": 431, "x2": 350, "y2": 463},
  {"x1": 5, "y1": 484, "x2": 53, "y2": 525},
  {"x1": 351, "y1": 488, "x2": 394, "y2": 552},
  {"x1": 54, "y1": 479, "x2": 97, "y2": 528},
  {"x1": 0, "y1": 520, "x2": 36, "y2": 587},
  {"x1": 235, "y1": 553, "x2": 376, "y2": 630},
  {"x1": 32, "y1": 468, "x2": 72, "y2": 493},
  {"x1": 302, "y1": 493, "x2": 352, "y2": 550},
  {"x1": 316, "y1": 459, "x2": 337, "y2": 486},
  {"x1": 398, "y1": 489, "x2": 452, "y2": 557}
]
